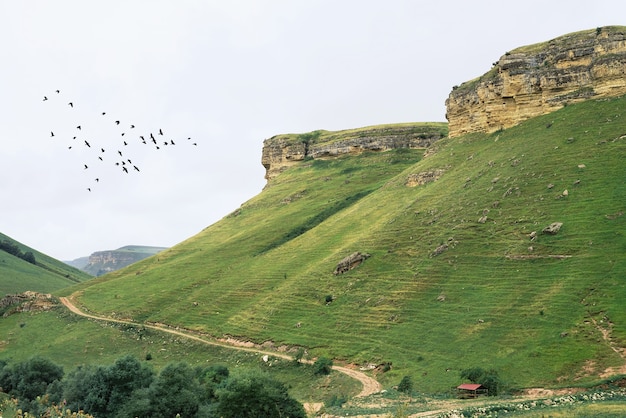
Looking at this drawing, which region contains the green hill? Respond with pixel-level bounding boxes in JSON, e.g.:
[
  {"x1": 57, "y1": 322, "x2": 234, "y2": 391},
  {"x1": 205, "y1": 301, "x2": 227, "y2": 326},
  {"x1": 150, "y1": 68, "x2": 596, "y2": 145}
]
[
  {"x1": 0, "y1": 232, "x2": 92, "y2": 295},
  {"x1": 57, "y1": 96, "x2": 625, "y2": 392}
]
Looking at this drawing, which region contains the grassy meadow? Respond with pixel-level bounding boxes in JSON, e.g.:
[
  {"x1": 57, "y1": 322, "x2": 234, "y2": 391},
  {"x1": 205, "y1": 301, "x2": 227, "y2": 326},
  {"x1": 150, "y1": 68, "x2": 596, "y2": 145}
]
[{"x1": 47, "y1": 95, "x2": 626, "y2": 394}]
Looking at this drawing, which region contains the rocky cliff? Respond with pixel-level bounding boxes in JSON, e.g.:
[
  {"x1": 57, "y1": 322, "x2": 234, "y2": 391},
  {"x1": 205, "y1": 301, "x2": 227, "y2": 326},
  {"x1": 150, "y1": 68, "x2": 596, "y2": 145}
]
[
  {"x1": 73, "y1": 245, "x2": 167, "y2": 276},
  {"x1": 445, "y1": 26, "x2": 626, "y2": 137},
  {"x1": 261, "y1": 123, "x2": 447, "y2": 180}
]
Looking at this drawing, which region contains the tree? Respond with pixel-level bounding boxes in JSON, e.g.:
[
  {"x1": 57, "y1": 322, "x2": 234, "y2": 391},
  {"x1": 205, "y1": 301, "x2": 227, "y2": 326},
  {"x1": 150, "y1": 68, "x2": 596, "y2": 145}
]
[
  {"x1": 144, "y1": 362, "x2": 204, "y2": 418},
  {"x1": 0, "y1": 356, "x2": 63, "y2": 411},
  {"x1": 62, "y1": 355, "x2": 154, "y2": 417},
  {"x1": 21, "y1": 251, "x2": 36, "y2": 264},
  {"x1": 215, "y1": 371, "x2": 305, "y2": 418},
  {"x1": 313, "y1": 356, "x2": 333, "y2": 376},
  {"x1": 397, "y1": 375, "x2": 413, "y2": 394}
]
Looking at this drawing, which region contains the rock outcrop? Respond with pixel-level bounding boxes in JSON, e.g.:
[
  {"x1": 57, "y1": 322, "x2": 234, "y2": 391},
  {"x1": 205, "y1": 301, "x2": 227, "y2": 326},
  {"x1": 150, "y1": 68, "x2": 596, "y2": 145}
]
[
  {"x1": 0, "y1": 291, "x2": 56, "y2": 317},
  {"x1": 446, "y1": 26, "x2": 626, "y2": 137},
  {"x1": 333, "y1": 252, "x2": 371, "y2": 275},
  {"x1": 262, "y1": 123, "x2": 447, "y2": 180},
  {"x1": 75, "y1": 245, "x2": 167, "y2": 276}
]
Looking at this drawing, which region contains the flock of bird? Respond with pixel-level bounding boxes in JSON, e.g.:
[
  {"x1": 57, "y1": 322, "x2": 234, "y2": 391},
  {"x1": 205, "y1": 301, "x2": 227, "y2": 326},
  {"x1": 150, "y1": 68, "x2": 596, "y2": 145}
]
[{"x1": 43, "y1": 89, "x2": 198, "y2": 192}]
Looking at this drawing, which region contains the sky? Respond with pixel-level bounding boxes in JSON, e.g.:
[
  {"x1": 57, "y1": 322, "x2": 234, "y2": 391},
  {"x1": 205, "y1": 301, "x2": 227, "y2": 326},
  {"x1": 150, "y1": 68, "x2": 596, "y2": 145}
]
[{"x1": 0, "y1": 1, "x2": 623, "y2": 261}]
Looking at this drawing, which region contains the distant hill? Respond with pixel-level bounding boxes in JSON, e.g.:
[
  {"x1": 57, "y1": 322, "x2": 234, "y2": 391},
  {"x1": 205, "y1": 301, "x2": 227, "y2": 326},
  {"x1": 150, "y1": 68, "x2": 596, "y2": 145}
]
[
  {"x1": 66, "y1": 245, "x2": 167, "y2": 276},
  {"x1": 0, "y1": 232, "x2": 92, "y2": 295}
]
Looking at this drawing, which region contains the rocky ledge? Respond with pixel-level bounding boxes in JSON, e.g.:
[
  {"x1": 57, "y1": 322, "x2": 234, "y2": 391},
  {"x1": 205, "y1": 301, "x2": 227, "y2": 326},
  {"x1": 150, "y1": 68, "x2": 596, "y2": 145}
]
[
  {"x1": 445, "y1": 26, "x2": 626, "y2": 137},
  {"x1": 261, "y1": 123, "x2": 447, "y2": 180}
]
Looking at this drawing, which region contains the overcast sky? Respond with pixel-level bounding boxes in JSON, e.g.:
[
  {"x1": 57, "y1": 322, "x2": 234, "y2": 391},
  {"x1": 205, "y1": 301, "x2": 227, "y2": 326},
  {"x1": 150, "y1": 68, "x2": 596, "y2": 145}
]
[{"x1": 0, "y1": 1, "x2": 622, "y2": 261}]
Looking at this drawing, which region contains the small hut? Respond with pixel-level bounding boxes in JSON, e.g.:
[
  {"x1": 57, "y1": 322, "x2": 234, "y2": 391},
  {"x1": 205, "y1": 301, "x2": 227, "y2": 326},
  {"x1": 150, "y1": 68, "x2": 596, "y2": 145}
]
[{"x1": 456, "y1": 383, "x2": 488, "y2": 398}]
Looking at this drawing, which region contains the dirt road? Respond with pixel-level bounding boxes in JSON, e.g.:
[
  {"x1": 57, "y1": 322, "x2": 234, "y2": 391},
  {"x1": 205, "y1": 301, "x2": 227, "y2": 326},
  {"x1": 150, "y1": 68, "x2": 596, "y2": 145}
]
[{"x1": 58, "y1": 296, "x2": 382, "y2": 397}]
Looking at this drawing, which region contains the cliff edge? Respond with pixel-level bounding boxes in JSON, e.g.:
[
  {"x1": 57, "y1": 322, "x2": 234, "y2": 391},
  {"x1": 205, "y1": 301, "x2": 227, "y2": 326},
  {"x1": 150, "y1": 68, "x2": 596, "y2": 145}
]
[
  {"x1": 261, "y1": 122, "x2": 447, "y2": 180},
  {"x1": 445, "y1": 26, "x2": 626, "y2": 137}
]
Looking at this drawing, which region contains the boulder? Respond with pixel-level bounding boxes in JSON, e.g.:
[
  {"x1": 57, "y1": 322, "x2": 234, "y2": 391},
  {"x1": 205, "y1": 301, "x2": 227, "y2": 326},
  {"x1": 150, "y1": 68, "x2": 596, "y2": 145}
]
[
  {"x1": 333, "y1": 252, "x2": 370, "y2": 275},
  {"x1": 542, "y1": 222, "x2": 563, "y2": 235}
]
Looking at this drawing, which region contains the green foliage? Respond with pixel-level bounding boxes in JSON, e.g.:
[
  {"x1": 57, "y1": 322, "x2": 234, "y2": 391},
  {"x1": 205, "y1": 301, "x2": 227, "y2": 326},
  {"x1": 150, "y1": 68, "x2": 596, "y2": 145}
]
[
  {"x1": 0, "y1": 240, "x2": 36, "y2": 265},
  {"x1": 0, "y1": 356, "x2": 306, "y2": 418},
  {"x1": 215, "y1": 370, "x2": 305, "y2": 418},
  {"x1": 61, "y1": 355, "x2": 154, "y2": 417},
  {"x1": 460, "y1": 367, "x2": 501, "y2": 396},
  {"x1": 324, "y1": 393, "x2": 347, "y2": 408},
  {"x1": 297, "y1": 130, "x2": 322, "y2": 145},
  {"x1": 293, "y1": 347, "x2": 306, "y2": 364},
  {"x1": 313, "y1": 357, "x2": 333, "y2": 376},
  {"x1": 397, "y1": 375, "x2": 413, "y2": 394},
  {"x1": 0, "y1": 356, "x2": 64, "y2": 411}
]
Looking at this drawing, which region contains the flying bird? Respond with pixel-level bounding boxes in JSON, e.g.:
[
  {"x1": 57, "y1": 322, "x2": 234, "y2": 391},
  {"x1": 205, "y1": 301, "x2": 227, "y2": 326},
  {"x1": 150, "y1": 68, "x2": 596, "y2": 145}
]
[
  {"x1": 68, "y1": 102, "x2": 73, "y2": 107},
  {"x1": 158, "y1": 128, "x2": 163, "y2": 135},
  {"x1": 101, "y1": 148, "x2": 105, "y2": 153},
  {"x1": 133, "y1": 165, "x2": 140, "y2": 172},
  {"x1": 84, "y1": 164, "x2": 88, "y2": 169},
  {"x1": 102, "y1": 112, "x2": 106, "y2": 115},
  {"x1": 118, "y1": 150, "x2": 123, "y2": 156},
  {"x1": 50, "y1": 131, "x2": 54, "y2": 137},
  {"x1": 170, "y1": 140, "x2": 175, "y2": 145},
  {"x1": 87, "y1": 188, "x2": 91, "y2": 192},
  {"x1": 122, "y1": 166, "x2": 128, "y2": 173},
  {"x1": 43, "y1": 96, "x2": 48, "y2": 101},
  {"x1": 95, "y1": 178, "x2": 99, "y2": 182},
  {"x1": 123, "y1": 141, "x2": 128, "y2": 146},
  {"x1": 121, "y1": 133, "x2": 125, "y2": 136},
  {"x1": 98, "y1": 156, "x2": 103, "y2": 161},
  {"x1": 130, "y1": 124, "x2": 135, "y2": 129},
  {"x1": 84, "y1": 140, "x2": 91, "y2": 147},
  {"x1": 55, "y1": 90, "x2": 60, "y2": 93},
  {"x1": 76, "y1": 125, "x2": 81, "y2": 130},
  {"x1": 115, "y1": 120, "x2": 120, "y2": 125}
]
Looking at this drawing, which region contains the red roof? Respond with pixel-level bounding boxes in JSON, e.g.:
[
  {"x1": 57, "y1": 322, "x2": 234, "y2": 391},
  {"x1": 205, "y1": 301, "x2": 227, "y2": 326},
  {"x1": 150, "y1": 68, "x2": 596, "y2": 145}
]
[{"x1": 457, "y1": 383, "x2": 484, "y2": 391}]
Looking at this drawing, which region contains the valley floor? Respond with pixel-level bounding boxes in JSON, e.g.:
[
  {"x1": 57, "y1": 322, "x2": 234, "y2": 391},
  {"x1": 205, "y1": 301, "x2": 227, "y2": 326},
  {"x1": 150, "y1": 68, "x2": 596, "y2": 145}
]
[{"x1": 59, "y1": 294, "x2": 626, "y2": 417}]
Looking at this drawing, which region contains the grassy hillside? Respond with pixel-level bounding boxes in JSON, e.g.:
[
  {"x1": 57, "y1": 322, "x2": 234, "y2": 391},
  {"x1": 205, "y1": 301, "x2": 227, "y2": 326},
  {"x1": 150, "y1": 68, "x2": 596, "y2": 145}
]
[
  {"x1": 0, "y1": 232, "x2": 92, "y2": 295},
  {"x1": 6, "y1": 96, "x2": 624, "y2": 395}
]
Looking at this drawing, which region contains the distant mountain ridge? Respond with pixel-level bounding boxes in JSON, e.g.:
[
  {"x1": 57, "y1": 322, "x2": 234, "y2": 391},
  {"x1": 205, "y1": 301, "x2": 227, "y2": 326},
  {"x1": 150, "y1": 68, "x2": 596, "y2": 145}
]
[{"x1": 66, "y1": 245, "x2": 167, "y2": 276}]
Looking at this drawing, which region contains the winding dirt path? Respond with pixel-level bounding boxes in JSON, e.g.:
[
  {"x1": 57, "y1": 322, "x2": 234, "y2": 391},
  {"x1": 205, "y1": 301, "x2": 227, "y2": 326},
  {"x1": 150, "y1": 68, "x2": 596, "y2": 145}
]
[{"x1": 58, "y1": 296, "x2": 381, "y2": 398}]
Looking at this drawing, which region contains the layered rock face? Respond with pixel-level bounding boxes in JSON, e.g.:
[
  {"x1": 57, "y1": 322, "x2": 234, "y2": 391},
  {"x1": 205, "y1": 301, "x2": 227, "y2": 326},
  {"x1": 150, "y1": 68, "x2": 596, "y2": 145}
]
[
  {"x1": 80, "y1": 246, "x2": 167, "y2": 276},
  {"x1": 446, "y1": 26, "x2": 626, "y2": 137},
  {"x1": 262, "y1": 123, "x2": 447, "y2": 180}
]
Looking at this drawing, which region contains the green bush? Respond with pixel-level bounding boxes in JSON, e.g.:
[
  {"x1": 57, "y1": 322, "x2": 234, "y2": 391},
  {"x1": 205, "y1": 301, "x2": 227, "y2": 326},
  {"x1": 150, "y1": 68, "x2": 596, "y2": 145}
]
[
  {"x1": 397, "y1": 375, "x2": 413, "y2": 394},
  {"x1": 313, "y1": 357, "x2": 333, "y2": 376}
]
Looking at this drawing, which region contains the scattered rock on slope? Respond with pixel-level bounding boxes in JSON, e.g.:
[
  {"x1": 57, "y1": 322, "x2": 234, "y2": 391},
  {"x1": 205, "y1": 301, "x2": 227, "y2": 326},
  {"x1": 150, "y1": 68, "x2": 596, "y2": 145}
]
[{"x1": 334, "y1": 252, "x2": 371, "y2": 275}]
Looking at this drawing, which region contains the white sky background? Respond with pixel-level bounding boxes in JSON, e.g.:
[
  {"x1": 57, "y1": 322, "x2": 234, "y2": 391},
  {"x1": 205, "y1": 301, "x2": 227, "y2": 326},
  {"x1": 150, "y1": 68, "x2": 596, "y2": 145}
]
[{"x1": 0, "y1": 1, "x2": 622, "y2": 261}]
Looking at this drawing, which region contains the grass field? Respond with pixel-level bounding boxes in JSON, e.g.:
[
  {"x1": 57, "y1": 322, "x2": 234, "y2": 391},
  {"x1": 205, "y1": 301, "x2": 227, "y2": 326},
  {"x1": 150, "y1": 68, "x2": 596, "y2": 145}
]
[{"x1": 0, "y1": 307, "x2": 359, "y2": 403}]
